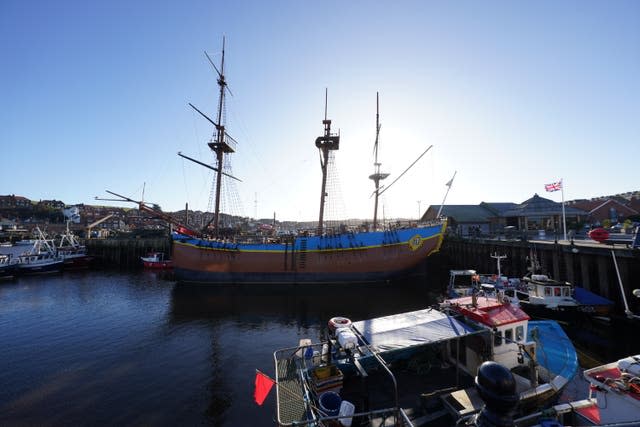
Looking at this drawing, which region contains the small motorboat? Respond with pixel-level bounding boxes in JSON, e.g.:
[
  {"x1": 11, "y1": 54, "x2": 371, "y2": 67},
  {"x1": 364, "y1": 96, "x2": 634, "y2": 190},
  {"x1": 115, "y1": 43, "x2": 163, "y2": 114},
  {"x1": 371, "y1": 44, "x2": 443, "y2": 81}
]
[{"x1": 140, "y1": 252, "x2": 172, "y2": 269}]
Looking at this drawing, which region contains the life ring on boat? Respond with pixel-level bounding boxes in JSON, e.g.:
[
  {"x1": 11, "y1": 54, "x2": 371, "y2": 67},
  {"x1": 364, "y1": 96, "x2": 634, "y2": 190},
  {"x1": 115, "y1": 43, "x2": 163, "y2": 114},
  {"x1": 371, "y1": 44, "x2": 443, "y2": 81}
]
[{"x1": 328, "y1": 316, "x2": 352, "y2": 332}]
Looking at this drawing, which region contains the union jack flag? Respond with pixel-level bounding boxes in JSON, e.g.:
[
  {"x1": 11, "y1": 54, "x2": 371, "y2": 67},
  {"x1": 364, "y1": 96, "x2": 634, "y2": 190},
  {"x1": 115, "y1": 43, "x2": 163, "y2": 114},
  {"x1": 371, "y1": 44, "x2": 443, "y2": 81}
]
[{"x1": 545, "y1": 181, "x2": 562, "y2": 192}]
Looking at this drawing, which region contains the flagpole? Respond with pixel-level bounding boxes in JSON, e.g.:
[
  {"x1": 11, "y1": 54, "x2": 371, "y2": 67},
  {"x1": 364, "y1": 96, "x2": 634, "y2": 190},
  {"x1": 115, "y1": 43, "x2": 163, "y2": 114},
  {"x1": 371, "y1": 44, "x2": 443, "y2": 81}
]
[
  {"x1": 561, "y1": 178, "x2": 567, "y2": 241},
  {"x1": 436, "y1": 171, "x2": 456, "y2": 218}
]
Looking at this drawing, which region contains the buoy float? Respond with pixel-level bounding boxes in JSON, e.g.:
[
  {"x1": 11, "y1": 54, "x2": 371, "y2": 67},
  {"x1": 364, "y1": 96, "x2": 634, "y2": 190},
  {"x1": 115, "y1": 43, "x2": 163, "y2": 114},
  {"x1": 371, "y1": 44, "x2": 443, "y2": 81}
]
[
  {"x1": 328, "y1": 316, "x2": 352, "y2": 332},
  {"x1": 588, "y1": 227, "x2": 609, "y2": 243}
]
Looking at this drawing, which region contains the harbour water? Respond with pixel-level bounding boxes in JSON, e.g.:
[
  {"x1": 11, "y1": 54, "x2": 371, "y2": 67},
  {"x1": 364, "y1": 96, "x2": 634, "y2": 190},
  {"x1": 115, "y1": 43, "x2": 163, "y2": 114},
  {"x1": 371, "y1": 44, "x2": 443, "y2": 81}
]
[{"x1": 1, "y1": 269, "x2": 638, "y2": 426}]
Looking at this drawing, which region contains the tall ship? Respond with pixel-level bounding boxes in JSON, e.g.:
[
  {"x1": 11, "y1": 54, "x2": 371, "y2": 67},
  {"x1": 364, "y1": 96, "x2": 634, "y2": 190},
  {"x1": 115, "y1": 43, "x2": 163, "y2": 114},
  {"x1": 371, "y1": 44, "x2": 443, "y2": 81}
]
[{"x1": 169, "y1": 40, "x2": 446, "y2": 284}]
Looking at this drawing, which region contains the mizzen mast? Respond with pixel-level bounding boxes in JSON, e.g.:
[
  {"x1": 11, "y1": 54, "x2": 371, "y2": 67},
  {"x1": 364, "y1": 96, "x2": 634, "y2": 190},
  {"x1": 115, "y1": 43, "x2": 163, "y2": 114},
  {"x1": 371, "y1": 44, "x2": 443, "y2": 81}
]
[
  {"x1": 315, "y1": 89, "x2": 340, "y2": 235},
  {"x1": 369, "y1": 92, "x2": 389, "y2": 230}
]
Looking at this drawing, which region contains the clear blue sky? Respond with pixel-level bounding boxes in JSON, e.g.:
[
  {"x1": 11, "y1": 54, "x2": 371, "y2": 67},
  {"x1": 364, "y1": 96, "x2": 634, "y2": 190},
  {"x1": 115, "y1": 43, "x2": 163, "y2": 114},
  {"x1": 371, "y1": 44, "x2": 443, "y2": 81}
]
[{"x1": 2, "y1": 0, "x2": 638, "y2": 221}]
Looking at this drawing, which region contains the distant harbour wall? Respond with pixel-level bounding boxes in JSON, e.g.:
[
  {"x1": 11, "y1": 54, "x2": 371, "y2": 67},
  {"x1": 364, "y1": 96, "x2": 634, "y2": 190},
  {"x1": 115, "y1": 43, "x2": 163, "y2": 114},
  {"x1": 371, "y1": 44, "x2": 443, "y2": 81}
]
[
  {"x1": 86, "y1": 237, "x2": 171, "y2": 268},
  {"x1": 440, "y1": 237, "x2": 640, "y2": 313}
]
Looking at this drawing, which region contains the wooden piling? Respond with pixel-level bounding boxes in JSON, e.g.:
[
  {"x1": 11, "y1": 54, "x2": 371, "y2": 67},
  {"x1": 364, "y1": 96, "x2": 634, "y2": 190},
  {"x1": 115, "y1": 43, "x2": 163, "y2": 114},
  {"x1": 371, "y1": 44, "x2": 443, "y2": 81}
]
[{"x1": 85, "y1": 237, "x2": 171, "y2": 268}]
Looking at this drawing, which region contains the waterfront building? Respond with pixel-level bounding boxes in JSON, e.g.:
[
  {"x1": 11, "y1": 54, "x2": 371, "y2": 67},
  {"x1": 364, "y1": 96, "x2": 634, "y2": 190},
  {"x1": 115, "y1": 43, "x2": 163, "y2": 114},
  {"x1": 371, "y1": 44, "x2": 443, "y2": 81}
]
[
  {"x1": 568, "y1": 198, "x2": 638, "y2": 226},
  {"x1": 424, "y1": 194, "x2": 588, "y2": 237}
]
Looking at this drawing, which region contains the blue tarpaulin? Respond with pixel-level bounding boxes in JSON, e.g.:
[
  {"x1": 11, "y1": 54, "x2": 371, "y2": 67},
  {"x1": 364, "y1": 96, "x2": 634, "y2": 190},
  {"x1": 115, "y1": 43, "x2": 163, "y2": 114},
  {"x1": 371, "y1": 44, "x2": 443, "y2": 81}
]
[{"x1": 574, "y1": 287, "x2": 614, "y2": 306}]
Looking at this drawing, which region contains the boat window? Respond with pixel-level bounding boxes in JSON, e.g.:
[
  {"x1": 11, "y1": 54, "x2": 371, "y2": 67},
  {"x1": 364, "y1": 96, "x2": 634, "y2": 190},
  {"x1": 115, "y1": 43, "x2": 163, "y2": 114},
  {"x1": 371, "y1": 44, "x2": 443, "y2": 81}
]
[
  {"x1": 515, "y1": 325, "x2": 524, "y2": 341},
  {"x1": 494, "y1": 330, "x2": 502, "y2": 346},
  {"x1": 563, "y1": 288, "x2": 571, "y2": 297},
  {"x1": 554, "y1": 287, "x2": 561, "y2": 296},
  {"x1": 544, "y1": 287, "x2": 552, "y2": 296},
  {"x1": 504, "y1": 329, "x2": 513, "y2": 344}
]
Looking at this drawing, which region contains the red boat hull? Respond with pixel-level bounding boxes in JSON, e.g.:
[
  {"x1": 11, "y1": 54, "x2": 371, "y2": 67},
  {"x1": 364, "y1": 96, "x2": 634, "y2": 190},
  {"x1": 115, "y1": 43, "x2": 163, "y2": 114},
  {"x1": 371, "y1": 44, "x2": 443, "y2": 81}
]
[{"x1": 143, "y1": 260, "x2": 173, "y2": 269}]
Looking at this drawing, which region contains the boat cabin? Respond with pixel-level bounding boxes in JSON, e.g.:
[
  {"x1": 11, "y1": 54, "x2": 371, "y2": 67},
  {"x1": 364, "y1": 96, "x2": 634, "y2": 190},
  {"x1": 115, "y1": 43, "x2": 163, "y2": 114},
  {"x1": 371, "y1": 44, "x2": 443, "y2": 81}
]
[
  {"x1": 443, "y1": 295, "x2": 531, "y2": 371},
  {"x1": 524, "y1": 274, "x2": 578, "y2": 308},
  {"x1": 448, "y1": 269, "x2": 479, "y2": 297}
]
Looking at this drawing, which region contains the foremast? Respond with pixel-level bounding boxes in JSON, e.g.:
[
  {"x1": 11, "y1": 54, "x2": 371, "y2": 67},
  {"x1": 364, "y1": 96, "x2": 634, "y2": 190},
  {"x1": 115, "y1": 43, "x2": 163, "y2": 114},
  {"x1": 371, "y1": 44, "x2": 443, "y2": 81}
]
[
  {"x1": 179, "y1": 37, "x2": 240, "y2": 237},
  {"x1": 208, "y1": 37, "x2": 235, "y2": 237},
  {"x1": 315, "y1": 90, "x2": 340, "y2": 235},
  {"x1": 369, "y1": 92, "x2": 389, "y2": 230}
]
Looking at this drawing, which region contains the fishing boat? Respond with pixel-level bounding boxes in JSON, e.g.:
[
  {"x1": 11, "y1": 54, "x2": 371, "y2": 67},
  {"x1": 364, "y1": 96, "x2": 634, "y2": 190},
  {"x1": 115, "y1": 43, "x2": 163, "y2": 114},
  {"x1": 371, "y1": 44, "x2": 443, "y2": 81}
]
[
  {"x1": 447, "y1": 254, "x2": 522, "y2": 298},
  {"x1": 56, "y1": 221, "x2": 93, "y2": 268},
  {"x1": 169, "y1": 41, "x2": 445, "y2": 285},
  {"x1": 513, "y1": 355, "x2": 640, "y2": 426},
  {"x1": 563, "y1": 355, "x2": 640, "y2": 425},
  {"x1": 0, "y1": 253, "x2": 18, "y2": 280},
  {"x1": 512, "y1": 252, "x2": 614, "y2": 320},
  {"x1": 140, "y1": 252, "x2": 173, "y2": 269},
  {"x1": 16, "y1": 228, "x2": 63, "y2": 275},
  {"x1": 272, "y1": 298, "x2": 577, "y2": 426},
  {"x1": 440, "y1": 293, "x2": 578, "y2": 414}
]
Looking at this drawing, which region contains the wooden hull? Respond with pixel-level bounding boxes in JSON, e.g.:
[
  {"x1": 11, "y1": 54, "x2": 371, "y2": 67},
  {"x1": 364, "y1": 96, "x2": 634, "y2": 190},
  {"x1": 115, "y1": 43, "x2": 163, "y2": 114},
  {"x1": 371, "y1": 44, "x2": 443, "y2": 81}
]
[{"x1": 172, "y1": 222, "x2": 446, "y2": 284}]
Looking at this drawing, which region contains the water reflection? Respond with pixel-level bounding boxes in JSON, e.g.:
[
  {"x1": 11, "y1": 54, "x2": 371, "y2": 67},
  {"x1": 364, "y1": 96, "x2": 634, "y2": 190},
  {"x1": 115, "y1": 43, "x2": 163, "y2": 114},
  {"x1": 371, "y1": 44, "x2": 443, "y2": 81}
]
[{"x1": 169, "y1": 279, "x2": 446, "y2": 327}]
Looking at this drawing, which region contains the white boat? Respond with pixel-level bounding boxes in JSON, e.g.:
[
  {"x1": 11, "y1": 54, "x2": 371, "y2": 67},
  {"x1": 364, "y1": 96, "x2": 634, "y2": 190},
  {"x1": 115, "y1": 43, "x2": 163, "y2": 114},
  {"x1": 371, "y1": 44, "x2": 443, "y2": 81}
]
[
  {"x1": 56, "y1": 221, "x2": 92, "y2": 268},
  {"x1": 272, "y1": 296, "x2": 578, "y2": 426},
  {"x1": 447, "y1": 254, "x2": 522, "y2": 299},
  {"x1": 0, "y1": 253, "x2": 18, "y2": 279},
  {"x1": 514, "y1": 355, "x2": 640, "y2": 426},
  {"x1": 513, "y1": 251, "x2": 613, "y2": 319},
  {"x1": 16, "y1": 228, "x2": 63, "y2": 275},
  {"x1": 574, "y1": 355, "x2": 640, "y2": 425}
]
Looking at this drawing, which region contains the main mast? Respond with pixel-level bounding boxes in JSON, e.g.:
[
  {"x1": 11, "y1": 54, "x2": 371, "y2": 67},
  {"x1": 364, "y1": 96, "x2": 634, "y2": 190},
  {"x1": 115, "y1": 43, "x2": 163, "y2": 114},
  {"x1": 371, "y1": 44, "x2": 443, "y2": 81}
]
[
  {"x1": 207, "y1": 37, "x2": 235, "y2": 236},
  {"x1": 315, "y1": 90, "x2": 340, "y2": 235},
  {"x1": 369, "y1": 92, "x2": 389, "y2": 230}
]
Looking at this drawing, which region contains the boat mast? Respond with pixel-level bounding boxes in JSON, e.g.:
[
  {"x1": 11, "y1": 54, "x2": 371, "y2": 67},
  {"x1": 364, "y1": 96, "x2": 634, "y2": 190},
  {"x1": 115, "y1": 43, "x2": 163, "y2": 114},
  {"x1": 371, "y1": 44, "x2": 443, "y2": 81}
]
[
  {"x1": 369, "y1": 92, "x2": 389, "y2": 230},
  {"x1": 491, "y1": 253, "x2": 507, "y2": 277},
  {"x1": 207, "y1": 37, "x2": 235, "y2": 237},
  {"x1": 315, "y1": 89, "x2": 340, "y2": 235},
  {"x1": 179, "y1": 38, "x2": 240, "y2": 236}
]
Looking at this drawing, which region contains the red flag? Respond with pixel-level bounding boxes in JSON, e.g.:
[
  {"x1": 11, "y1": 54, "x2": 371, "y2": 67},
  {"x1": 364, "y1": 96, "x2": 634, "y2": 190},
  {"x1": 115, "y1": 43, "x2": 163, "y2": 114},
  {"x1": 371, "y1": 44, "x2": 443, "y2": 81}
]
[{"x1": 254, "y1": 370, "x2": 275, "y2": 405}]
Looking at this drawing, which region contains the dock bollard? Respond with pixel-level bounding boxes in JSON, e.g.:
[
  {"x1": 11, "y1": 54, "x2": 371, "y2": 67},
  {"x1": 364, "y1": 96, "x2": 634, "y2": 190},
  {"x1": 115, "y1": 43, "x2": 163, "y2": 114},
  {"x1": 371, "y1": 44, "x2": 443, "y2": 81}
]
[{"x1": 472, "y1": 361, "x2": 519, "y2": 427}]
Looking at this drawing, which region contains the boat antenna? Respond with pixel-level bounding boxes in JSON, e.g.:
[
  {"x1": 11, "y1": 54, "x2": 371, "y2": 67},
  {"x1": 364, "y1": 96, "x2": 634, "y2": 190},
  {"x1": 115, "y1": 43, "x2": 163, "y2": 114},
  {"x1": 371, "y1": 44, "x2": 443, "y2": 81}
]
[
  {"x1": 369, "y1": 92, "x2": 389, "y2": 230},
  {"x1": 491, "y1": 253, "x2": 507, "y2": 277},
  {"x1": 436, "y1": 171, "x2": 457, "y2": 218},
  {"x1": 315, "y1": 88, "x2": 340, "y2": 235},
  {"x1": 324, "y1": 88, "x2": 328, "y2": 120}
]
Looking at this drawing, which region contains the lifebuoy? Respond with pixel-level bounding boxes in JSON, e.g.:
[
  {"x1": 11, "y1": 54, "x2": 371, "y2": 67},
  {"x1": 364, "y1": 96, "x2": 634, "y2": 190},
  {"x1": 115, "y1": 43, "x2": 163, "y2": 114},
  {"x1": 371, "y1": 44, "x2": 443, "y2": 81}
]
[{"x1": 328, "y1": 316, "x2": 352, "y2": 332}]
